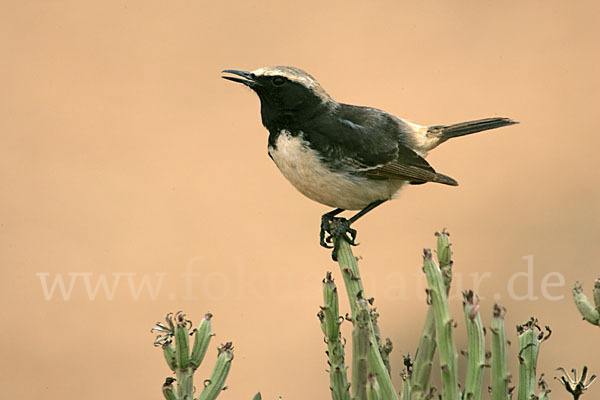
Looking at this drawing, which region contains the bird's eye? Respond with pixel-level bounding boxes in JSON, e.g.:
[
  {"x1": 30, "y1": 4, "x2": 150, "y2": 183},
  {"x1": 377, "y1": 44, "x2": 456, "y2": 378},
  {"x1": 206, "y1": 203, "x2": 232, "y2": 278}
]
[{"x1": 272, "y1": 76, "x2": 286, "y2": 87}]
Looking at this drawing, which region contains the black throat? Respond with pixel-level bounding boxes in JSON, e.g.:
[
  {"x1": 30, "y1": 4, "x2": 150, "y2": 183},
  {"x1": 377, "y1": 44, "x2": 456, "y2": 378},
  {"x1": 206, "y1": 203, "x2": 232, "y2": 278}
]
[{"x1": 262, "y1": 100, "x2": 335, "y2": 148}]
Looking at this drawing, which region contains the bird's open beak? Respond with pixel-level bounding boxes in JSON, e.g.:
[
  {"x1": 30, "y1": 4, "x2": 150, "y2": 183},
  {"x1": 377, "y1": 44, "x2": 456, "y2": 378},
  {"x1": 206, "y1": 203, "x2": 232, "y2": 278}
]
[{"x1": 222, "y1": 69, "x2": 256, "y2": 87}]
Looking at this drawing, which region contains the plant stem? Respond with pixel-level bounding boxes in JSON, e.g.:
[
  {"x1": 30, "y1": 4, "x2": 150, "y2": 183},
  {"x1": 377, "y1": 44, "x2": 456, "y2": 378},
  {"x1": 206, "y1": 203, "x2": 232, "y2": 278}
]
[
  {"x1": 400, "y1": 375, "x2": 412, "y2": 400},
  {"x1": 319, "y1": 272, "x2": 351, "y2": 400},
  {"x1": 593, "y1": 278, "x2": 600, "y2": 312},
  {"x1": 196, "y1": 343, "x2": 234, "y2": 400},
  {"x1": 490, "y1": 305, "x2": 511, "y2": 400},
  {"x1": 573, "y1": 281, "x2": 600, "y2": 326},
  {"x1": 191, "y1": 313, "x2": 213, "y2": 369},
  {"x1": 335, "y1": 238, "x2": 365, "y2": 317},
  {"x1": 379, "y1": 338, "x2": 393, "y2": 377},
  {"x1": 335, "y1": 238, "x2": 399, "y2": 400},
  {"x1": 516, "y1": 320, "x2": 541, "y2": 400},
  {"x1": 174, "y1": 314, "x2": 194, "y2": 399},
  {"x1": 352, "y1": 296, "x2": 371, "y2": 400},
  {"x1": 462, "y1": 291, "x2": 485, "y2": 400},
  {"x1": 152, "y1": 313, "x2": 234, "y2": 400},
  {"x1": 370, "y1": 310, "x2": 393, "y2": 376},
  {"x1": 163, "y1": 378, "x2": 178, "y2": 400},
  {"x1": 536, "y1": 374, "x2": 551, "y2": 400},
  {"x1": 422, "y1": 249, "x2": 459, "y2": 400},
  {"x1": 409, "y1": 309, "x2": 435, "y2": 400},
  {"x1": 410, "y1": 230, "x2": 453, "y2": 400},
  {"x1": 367, "y1": 374, "x2": 383, "y2": 400}
]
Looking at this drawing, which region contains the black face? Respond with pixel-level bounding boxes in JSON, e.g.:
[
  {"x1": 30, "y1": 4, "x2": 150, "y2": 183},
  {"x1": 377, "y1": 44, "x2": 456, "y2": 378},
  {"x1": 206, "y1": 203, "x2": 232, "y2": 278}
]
[
  {"x1": 222, "y1": 69, "x2": 327, "y2": 128},
  {"x1": 253, "y1": 74, "x2": 321, "y2": 111}
]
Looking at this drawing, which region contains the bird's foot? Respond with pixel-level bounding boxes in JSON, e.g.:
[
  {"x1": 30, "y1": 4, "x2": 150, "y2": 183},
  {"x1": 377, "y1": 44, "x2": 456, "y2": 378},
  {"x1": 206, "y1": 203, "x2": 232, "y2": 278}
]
[{"x1": 320, "y1": 215, "x2": 358, "y2": 261}]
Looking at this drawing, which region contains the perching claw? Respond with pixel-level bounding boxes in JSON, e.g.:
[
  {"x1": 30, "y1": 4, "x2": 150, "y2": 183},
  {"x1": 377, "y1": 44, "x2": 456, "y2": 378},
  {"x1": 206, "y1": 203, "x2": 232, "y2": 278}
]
[{"x1": 320, "y1": 216, "x2": 359, "y2": 260}]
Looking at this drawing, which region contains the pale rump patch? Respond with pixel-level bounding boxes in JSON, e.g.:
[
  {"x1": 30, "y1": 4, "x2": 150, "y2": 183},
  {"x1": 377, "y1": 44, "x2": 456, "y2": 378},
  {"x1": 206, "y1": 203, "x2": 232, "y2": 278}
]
[
  {"x1": 399, "y1": 119, "x2": 442, "y2": 157},
  {"x1": 268, "y1": 131, "x2": 405, "y2": 210}
]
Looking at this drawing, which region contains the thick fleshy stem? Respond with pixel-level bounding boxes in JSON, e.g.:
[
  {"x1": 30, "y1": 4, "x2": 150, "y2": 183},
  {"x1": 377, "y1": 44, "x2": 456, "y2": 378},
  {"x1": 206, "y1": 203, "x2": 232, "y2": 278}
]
[
  {"x1": 352, "y1": 296, "x2": 371, "y2": 400},
  {"x1": 490, "y1": 305, "x2": 511, "y2": 400},
  {"x1": 436, "y1": 230, "x2": 453, "y2": 290},
  {"x1": 318, "y1": 272, "x2": 351, "y2": 400},
  {"x1": 409, "y1": 307, "x2": 436, "y2": 400},
  {"x1": 572, "y1": 281, "x2": 600, "y2": 327},
  {"x1": 191, "y1": 314, "x2": 213, "y2": 368},
  {"x1": 163, "y1": 377, "x2": 178, "y2": 400},
  {"x1": 196, "y1": 342, "x2": 234, "y2": 400},
  {"x1": 174, "y1": 314, "x2": 194, "y2": 398},
  {"x1": 410, "y1": 230, "x2": 453, "y2": 399},
  {"x1": 152, "y1": 312, "x2": 232, "y2": 400},
  {"x1": 594, "y1": 278, "x2": 600, "y2": 312},
  {"x1": 366, "y1": 374, "x2": 382, "y2": 400},
  {"x1": 462, "y1": 290, "x2": 485, "y2": 400},
  {"x1": 334, "y1": 237, "x2": 399, "y2": 400},
  {"x1": 516, "y1": 318, "x2": 551, "y2": 400},
  {"x1": 370, "y1": 308, "x2": 393, "y2": 376},
  {"x1": 422, "y1": 249, "x2": 459, "y2": 400},
  {"x1": 400, "y1": 372, "x2": 412, "y2": 400},
  {"x1": 400, "y1": 355, "x2": 418, "y2": 400},
  {"x1": 536, "y1": 374, "x2": 551, "y2": 400}
]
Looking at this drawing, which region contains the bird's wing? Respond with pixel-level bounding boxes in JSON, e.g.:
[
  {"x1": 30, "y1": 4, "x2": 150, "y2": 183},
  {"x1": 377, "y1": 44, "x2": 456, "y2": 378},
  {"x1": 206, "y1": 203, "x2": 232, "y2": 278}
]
[
  {"x1": 354, "y1": 143, "x2": 458, "y2": 186},
  {"x1": 307, "y1": 104, "x2": 458, "y2": 185}
]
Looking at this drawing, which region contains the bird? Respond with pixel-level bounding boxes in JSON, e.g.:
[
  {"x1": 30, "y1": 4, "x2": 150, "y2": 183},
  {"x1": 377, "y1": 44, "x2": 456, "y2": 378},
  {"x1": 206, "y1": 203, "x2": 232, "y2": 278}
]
[{"x1": 222, "y1": 66, "x2": 517, "y2": 259}]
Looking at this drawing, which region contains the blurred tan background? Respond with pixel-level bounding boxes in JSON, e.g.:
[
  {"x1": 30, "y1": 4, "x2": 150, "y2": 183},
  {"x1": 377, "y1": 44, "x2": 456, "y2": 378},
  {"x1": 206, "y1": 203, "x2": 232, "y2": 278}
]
[{"x1": 1, "y1": 1, "x2": 599, "y2": 399}]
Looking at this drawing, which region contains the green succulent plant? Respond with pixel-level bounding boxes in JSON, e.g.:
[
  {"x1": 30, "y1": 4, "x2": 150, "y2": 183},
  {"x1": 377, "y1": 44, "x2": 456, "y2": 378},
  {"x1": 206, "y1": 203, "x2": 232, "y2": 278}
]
[{"x1": 152, "y1": 230, "x2": 597, "y2": 400}]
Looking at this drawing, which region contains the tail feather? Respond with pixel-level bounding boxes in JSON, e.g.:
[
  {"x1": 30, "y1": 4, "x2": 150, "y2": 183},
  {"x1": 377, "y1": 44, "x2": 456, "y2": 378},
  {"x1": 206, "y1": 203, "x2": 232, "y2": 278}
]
[
  {"x1": 432, "y1": 172, "x2": 458, "y2": 186},
  {"x1": 432, "y1": 117, "x2": 518, "y2": 139}
]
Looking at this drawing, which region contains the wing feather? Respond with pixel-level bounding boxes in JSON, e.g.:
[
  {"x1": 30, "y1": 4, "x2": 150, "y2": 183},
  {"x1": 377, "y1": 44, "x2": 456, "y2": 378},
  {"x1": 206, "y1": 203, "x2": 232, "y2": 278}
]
[{"x1": 305, "y1": 104, "x2": 458, "y2": 186}]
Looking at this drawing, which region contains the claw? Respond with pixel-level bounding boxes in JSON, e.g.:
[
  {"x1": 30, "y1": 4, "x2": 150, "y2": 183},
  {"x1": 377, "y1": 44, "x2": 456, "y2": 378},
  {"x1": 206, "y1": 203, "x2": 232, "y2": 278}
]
[
  {"x1": 320, "y1": 215, "x2": 335, "y2": 248},
  {"x1": 318, "y1": 201, "x2": 385, "y2": 259},
  {"x1": 331, "y1": 246, "x2": 340, "y2": 261},
  {"x1": 343, "y1": 225, "x2": 358, "y2": 245},
  {"x1": 320, "y1": 215, "x2": 359, "y2": 260},
  {"x1": 321, "y1": 240, "x2": 334, "y2": 249},
  {"x1": 332, "y1": 220, "x2": 358, "y2": 246}
]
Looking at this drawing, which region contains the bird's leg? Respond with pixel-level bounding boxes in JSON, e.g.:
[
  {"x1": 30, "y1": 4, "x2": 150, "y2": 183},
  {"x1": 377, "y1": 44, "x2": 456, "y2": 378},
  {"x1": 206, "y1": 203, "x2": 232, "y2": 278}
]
[
  {"x1": 321, "y1": 200, "x2": 387, "y2": 261},
  {"x1": 320, "y1": 208, "x2": 344, "y2": 248}
]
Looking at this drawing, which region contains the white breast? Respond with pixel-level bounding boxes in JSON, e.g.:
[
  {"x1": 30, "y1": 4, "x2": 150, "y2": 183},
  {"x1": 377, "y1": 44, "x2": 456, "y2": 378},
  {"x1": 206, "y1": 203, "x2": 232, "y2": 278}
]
[{"x1": 268, "y1": 130, "x2": 405, "y2": 210}]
